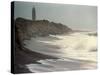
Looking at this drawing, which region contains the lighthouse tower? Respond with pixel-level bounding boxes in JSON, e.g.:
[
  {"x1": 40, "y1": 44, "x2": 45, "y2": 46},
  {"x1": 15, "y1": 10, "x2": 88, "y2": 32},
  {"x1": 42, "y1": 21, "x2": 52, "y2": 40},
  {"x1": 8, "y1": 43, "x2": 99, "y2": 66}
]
[{"x1": 32, "y1": 7, "x2": 36, "y2": 20}]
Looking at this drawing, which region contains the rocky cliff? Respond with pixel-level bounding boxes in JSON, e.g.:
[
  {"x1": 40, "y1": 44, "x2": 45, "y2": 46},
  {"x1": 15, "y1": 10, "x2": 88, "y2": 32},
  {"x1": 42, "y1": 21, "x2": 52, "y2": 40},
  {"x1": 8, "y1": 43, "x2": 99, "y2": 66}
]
[{"x1": 15, "y1": 17, "x2": 72, "y2": 46}]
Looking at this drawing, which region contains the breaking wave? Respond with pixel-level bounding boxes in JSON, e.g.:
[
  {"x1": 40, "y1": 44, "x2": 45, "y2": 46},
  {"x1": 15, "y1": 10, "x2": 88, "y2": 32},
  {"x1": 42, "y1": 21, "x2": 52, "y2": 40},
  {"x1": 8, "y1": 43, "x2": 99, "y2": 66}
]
[{"x1": 24, "y1": 32, "x2": 97, "y2": 72}]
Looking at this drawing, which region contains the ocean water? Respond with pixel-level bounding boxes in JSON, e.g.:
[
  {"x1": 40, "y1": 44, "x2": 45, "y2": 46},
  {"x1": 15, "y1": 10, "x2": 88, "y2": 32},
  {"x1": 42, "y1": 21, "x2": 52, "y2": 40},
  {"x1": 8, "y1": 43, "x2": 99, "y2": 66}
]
[{"x1": 24, "y1": 32, "x2": 97, "y2": 72}]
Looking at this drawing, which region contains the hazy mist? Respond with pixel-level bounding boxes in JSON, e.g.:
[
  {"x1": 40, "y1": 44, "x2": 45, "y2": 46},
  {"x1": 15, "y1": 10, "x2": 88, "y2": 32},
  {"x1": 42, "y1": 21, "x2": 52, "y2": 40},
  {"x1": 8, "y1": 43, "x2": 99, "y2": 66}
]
[{"x1": 14, "y1": 1, "x2": 97, "y2": 31}]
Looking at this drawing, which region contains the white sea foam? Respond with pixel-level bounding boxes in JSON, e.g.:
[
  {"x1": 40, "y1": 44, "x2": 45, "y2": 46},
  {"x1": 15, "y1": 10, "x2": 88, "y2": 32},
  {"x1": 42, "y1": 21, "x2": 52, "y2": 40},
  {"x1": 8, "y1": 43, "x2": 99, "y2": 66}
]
[
  {"x1": 24, "y1": 32, "x2": 97, "y2": 72},
  {"x1": 24, "y1": 32, "x2": 97, "y2": 61}
]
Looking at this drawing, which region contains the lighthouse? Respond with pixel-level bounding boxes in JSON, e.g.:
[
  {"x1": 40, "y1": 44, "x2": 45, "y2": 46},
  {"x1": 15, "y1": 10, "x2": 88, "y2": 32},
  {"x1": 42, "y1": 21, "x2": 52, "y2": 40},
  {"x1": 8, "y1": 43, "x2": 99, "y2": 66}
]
[{"x1": 32, "y1": 7, "x2": 36, "y2": 20}]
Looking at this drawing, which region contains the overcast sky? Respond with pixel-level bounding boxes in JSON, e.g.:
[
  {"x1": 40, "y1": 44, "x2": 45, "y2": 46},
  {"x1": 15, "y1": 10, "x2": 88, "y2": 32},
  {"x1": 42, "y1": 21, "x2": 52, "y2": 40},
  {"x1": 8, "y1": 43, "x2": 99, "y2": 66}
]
[{"x1": 14, "y1": 1, "x2": 97, "y2": 31}]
